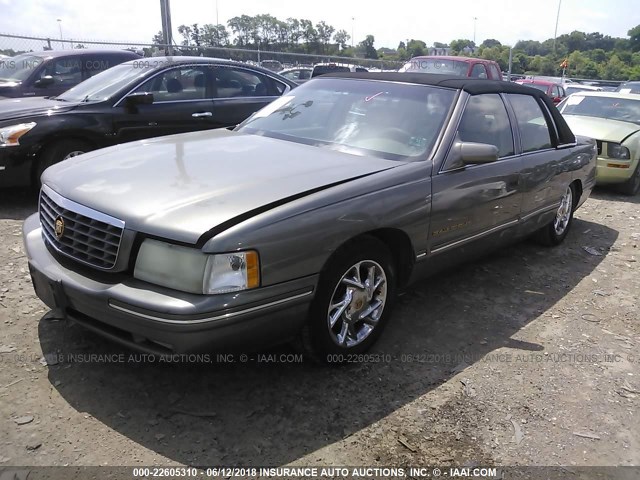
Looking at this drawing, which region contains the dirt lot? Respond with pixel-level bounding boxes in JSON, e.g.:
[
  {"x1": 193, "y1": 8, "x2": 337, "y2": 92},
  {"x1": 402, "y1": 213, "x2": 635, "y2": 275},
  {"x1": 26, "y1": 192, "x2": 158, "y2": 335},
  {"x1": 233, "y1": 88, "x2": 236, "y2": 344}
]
[{"x1": 0, "y1": 187, "x2": 639, "y2": 474}]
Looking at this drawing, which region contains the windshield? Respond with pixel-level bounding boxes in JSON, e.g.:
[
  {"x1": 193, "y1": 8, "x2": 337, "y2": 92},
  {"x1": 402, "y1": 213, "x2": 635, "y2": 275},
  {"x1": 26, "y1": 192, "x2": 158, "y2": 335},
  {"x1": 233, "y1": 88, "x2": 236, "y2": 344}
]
[
  {"x1": 57, "y1": 63, "x2": 151, "y2": 102},
  {"x1": 0, "y1": 54, "x2": 45, "y2": 82},
  {"x1": 236, "y1": 78, "x2": 456, "y2": 160},
  {"x1": 399, "y1": 58, "x2": 468, "y2": 76},
  {"x1": 560, "y1": 95, "x2": 640, "y2": 125}
]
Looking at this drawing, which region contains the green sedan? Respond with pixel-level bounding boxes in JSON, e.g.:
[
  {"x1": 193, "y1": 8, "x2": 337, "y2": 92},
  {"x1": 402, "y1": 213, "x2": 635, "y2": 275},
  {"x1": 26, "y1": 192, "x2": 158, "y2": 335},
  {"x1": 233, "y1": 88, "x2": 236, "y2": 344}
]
[{"x1": 559, "y1": 92, "x2": 640, "y2": 195}]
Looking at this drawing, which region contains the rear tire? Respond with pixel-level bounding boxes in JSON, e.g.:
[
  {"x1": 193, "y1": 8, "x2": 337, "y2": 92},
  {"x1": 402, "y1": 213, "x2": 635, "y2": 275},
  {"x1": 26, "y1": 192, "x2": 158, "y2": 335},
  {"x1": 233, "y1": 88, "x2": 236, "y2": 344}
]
[
  {"x1": 300, "y1": 237, "x2": 396, "y2": 363},
  {"x1": 534, "y1": 184, "x2": 576, "y2": 246},
  {"x1": 617, "y1": 163, "x2": 640, "y2": 196},
  {"x1": 33, "y1": 140, "x2": 91, "y2": 187}
]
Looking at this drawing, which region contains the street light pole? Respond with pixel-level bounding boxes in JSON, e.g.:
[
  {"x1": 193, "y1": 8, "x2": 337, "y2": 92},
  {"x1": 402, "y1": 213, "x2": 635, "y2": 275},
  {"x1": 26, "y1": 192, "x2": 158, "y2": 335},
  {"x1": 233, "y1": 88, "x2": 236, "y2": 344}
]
[
  {"x1": 57, "y1": 19, "x2": 63, "y2": 49},
  {"x1": 351, "y1": 17, "x2": 354, "y2": 47},
  {"x1": 216, "y1": 0, "x2": 219, "y2": 26},
  {"x1": 553, "y1": 0, "x2": 562, "y2": 53},
  {"x1": 473, "y1": 17, "x2": 477, "y2": 46}
]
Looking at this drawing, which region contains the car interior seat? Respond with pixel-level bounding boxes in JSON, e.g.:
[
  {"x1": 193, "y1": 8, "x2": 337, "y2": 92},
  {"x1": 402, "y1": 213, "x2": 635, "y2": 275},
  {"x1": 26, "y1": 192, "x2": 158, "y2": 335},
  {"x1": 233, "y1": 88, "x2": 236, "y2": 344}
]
[
  {"x1": 254, "y1": 83, "x2": 267, "y2": 96},
  {"x1": 166, "y1": 78, "x2": 183, "y2": 94}
]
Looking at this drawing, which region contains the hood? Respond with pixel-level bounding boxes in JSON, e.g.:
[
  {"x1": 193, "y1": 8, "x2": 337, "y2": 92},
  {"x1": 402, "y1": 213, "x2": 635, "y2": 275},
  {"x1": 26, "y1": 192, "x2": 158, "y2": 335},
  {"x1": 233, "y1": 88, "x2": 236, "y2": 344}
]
[
  {"x1": 563, "y1": 115, "x2": 640, "y2": 143},
  {"x1": 43, "y1": 129, "x2": 401, "y2": 244},
  {"x1": 0, "y1": 96, "x2": 78, "y2": 122}
]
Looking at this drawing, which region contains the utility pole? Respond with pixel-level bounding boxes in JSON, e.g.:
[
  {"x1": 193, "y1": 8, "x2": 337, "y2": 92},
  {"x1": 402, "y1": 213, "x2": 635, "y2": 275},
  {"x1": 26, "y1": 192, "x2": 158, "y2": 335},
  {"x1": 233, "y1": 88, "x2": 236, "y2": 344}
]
[
  {"x1": 553, "y1": 0, "x2": 562, "y2": 53},
  {"x1": 473, "y1": 17, "x2": 478, "y2": 47},
  {"x1": 159, "y1": 0, "x2": 174, "y2": 55},
  {"x1": 351, "y1": 17, "x2": 355, "y2": 47},
  {"x1": 57, "y1": 19, "x2": 64, "y2": 49}
]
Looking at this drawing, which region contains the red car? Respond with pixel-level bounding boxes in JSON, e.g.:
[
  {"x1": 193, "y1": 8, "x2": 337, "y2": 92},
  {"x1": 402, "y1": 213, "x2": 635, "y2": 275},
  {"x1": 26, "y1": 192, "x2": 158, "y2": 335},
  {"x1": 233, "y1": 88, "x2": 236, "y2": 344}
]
[
  {"x1": 399, "y1": 56, "x2": 502, "y2": 80},
  {"x1": 515, "y1": 79, "x2": 566, "y2": 105}
]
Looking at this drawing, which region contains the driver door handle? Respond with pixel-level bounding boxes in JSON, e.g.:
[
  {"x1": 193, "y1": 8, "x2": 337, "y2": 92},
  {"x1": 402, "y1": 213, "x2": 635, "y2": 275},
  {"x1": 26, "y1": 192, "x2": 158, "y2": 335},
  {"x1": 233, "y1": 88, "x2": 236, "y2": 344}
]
[{"x1": 192, "y1": 112, "x2": 213, "y2": 118}]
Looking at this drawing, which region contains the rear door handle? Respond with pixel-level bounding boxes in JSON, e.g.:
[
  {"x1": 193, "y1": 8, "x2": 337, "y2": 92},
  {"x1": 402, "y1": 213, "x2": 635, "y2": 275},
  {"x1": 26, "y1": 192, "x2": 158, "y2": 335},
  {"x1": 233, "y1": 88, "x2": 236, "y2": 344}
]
[{"x1": 192, "y1": 112, "x2": 213, "y2": 118}]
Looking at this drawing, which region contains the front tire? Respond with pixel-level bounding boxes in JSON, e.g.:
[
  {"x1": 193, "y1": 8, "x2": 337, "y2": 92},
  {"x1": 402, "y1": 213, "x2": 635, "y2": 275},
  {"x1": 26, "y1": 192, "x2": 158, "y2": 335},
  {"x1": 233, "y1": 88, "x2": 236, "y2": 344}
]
[
  {"x1": 301, "y1": 237, "x2": 396, "y2": 362},
  {"x1": 617, "y1": 163, "x2": 640, "y2": 196},
  {"x1": 534, "y1": 184, "x2": 576, "y2": 246}
]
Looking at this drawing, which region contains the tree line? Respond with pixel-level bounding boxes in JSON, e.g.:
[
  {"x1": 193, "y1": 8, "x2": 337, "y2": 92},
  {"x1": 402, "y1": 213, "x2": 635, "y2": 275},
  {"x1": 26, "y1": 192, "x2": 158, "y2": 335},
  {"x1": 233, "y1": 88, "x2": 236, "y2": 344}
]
[{"x1": 151, "y1": 16, "x2": 640, "y2": 80}]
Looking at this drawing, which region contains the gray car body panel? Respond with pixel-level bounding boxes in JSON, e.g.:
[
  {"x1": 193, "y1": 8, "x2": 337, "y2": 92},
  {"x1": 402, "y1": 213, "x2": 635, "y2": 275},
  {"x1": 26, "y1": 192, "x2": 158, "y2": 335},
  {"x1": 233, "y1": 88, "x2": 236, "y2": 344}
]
[{"x1": 41, "y1": 128, "x2": 402, "y2": 245}]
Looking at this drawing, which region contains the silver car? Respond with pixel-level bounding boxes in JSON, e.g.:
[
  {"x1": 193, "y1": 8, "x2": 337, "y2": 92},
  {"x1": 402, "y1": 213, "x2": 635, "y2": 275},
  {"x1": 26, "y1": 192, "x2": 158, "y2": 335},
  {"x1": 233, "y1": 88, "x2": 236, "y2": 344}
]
[{"x1": 24, "y1": 73, "x2": 596, "y2": 360}]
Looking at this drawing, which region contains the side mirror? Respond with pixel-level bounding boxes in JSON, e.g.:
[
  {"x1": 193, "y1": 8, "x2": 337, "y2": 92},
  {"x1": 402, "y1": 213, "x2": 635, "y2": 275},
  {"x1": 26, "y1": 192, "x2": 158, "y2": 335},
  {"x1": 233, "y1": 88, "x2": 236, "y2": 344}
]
[
  {"x1": 125, "y1": 92, "x2": 154, "y2": 106},
  {"x1": 34, "y1": 75, "x2": 55, "y2": 87},
  {"x1": 459, "y1": 141, "x2": 499, "y2": 164}
]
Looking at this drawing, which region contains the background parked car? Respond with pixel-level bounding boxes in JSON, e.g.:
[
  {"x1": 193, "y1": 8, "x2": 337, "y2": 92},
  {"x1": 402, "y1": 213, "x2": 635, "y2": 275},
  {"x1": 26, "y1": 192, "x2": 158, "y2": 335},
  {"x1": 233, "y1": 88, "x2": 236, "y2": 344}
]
[
  {"x1": 616, "y1": 81, "x2": 640, "y2": 94},
  {"x1": 515, "y1": 79, "x2": 566, "y2": 104},
  {"x1": 311, "y1": 63, "x2": 368, "y2": 78},
  {"x1": 398, "y1": 56, "x2": 502, "y2": 79},
  {"x1": 565, "y1": 84, "x2": 603, "y2": 95},
  {"x1": 559, "y1": 91, "x2": 640, "y2": 195},
  {"x1": 0, "y1": 57, "x2": 296, "y2": 188},
  {"x1": 0, "y1": 50, "x2": 140, "y2": 99},
  {"x1": 279, "y1": 67, "x2": 312, "y2": 84},
  {"x1": 260, "y1": 60, "x2": 284, "y2": 72}
]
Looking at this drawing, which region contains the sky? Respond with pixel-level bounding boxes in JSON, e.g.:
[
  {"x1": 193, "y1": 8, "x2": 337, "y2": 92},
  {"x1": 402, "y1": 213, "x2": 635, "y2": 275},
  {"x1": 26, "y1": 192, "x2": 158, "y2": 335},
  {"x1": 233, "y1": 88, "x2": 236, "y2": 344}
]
[{"x1": 0, "y1": 0, "x2": 638, "y2": 50}]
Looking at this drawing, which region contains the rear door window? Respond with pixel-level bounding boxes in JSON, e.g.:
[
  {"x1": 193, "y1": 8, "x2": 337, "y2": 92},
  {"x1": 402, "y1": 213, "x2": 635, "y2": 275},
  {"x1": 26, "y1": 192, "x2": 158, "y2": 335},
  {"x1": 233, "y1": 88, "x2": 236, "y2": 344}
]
[{"x1": 507, "y1": 94, "x2": 553, "y2": 153}]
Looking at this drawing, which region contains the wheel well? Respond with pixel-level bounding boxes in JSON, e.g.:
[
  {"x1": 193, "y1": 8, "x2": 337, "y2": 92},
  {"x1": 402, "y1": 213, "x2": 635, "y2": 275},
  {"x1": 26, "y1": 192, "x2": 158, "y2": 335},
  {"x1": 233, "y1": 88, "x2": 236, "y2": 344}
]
[
  {"x1": 32, "y1": 137, "x2": 95, "y2": 180},
  {"x1": 328, "y1": 229, "x2": 415, "y2": 288},
  {"x1": 570, "y1": 179, "x2": 583, "y2": 208}
]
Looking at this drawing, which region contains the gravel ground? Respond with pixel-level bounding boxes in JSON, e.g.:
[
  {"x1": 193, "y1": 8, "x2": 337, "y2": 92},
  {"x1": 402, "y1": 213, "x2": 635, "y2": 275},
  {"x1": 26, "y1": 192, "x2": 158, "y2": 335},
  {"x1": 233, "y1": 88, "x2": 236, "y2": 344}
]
[{"x1": 0, "y1": 187, "x2": 638, "y2": 474}]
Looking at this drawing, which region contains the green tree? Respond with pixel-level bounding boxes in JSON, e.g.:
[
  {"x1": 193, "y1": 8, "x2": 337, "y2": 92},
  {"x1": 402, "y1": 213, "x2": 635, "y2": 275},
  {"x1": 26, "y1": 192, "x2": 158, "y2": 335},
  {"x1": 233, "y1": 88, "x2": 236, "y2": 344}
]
[
  {"x1": 177, "y1": 24, "x2": 193, "y2": 46},
  {"x1": 201, "y1": 24, "x2": 230, "y2": 47},
  {"x1": 601, "y1": 54, "x2": 628, "y2": 80},
  {"x1": 480, "y1": 38, "x2": 501, "y2": 49},
  {"x1": 359, "y1": 35, "x2": 378, "y2": 59},
  {"x1": 334, "y1": 30, "x2": 350, "y2": 50},
  {"x1": 628, "y1": 24, "x2": 640, "y2": 52},
  {"x1": 450, "y1": 39, "x2": 475, "y2": 54}
]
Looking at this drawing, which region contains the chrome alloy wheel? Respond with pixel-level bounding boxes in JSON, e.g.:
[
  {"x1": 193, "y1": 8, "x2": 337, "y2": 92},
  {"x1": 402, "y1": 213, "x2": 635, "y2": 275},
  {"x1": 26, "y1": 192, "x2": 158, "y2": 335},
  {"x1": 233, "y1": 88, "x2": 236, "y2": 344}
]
[
  {"x1": 62, "y1": 150, "x2": 85, "y2": 160},
  {"x1": 327, "y1": 260, "x2": 388, "y2": 348},
  {"x1": 554, "y1": 186, "x2": 573, "y2": 236}
]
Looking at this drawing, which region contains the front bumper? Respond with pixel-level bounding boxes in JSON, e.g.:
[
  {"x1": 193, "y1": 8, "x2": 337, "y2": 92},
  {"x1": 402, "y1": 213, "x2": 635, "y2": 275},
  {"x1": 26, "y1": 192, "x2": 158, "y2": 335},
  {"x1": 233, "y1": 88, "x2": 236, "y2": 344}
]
[
  {"x1": 595, "y1": 157, "x2": 638, "y2": 185},
  {"x1": 23, "y1": 214, "x2": 317, "y2": 354}
]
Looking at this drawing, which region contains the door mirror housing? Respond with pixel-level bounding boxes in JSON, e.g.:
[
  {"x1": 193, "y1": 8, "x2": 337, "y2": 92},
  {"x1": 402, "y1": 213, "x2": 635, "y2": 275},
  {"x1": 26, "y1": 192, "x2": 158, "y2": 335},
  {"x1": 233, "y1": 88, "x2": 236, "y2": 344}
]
[
  {"x1": 34, "y1": 76, "x2": 55, "y2": 87},
  {"x1": 459, "y1": 141, "x2": 499, "y2": 164},
  {"x1": 125, "y1": 92, "x2": 154, "y2": 106}
]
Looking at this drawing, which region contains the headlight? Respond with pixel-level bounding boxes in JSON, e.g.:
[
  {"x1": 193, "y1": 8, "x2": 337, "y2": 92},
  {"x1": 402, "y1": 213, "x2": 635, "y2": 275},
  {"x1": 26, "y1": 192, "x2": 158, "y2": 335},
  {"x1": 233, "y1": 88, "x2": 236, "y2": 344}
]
[
  {"x1": 0, "y1": 122, "x2": 36, "y2": 147},
  {"x1": 607, "y1": 143, "x2": 630, "y2": 160},
  {"x1": 203, "y1": 250, "x2": 260, "y2": 294},
  {"x1": 134, "y1": 239, "x2": 260, "y2": 295}
]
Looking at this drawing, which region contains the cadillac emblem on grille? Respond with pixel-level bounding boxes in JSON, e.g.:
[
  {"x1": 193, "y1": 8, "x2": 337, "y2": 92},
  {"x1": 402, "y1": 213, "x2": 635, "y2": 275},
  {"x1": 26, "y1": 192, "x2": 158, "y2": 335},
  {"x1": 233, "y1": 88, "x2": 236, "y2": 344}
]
[
  {"x1": 39, "y1": 185, "x2": 125, "y2": 270},
  {"x1": 54, "y1": 216, "x2": 65, "y2": 239}
]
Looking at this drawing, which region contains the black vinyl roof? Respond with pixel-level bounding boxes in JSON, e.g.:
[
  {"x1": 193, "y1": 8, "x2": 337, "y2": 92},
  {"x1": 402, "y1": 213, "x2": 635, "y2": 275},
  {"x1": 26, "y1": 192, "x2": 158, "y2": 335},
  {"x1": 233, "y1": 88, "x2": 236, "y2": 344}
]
[
  {"x1": 323, "y1": 72, "x2": 576, "y2": 145},
  {"x1": 324, "y1": 72, "x2": 543, "y2": 95}
]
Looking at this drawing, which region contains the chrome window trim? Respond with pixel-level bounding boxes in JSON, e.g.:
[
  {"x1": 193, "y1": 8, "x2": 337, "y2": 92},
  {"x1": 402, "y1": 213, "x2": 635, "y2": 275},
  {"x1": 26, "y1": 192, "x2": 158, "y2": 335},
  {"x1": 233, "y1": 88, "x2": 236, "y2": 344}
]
[
  {"x1": 113, "y1": 63, "x2": 291, "y2": 108},
  {"x1": 108, "y1": 290, "x2": 313, "y2": 325}
]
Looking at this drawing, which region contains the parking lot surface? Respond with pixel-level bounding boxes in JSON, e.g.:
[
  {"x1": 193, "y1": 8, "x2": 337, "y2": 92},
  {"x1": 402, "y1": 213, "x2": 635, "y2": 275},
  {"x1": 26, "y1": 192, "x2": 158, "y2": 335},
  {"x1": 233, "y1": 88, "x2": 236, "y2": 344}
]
[{"x1": 0, "y1": 188, "x2": 638, "y2": 468}]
